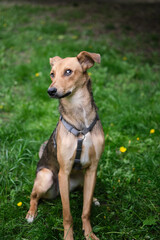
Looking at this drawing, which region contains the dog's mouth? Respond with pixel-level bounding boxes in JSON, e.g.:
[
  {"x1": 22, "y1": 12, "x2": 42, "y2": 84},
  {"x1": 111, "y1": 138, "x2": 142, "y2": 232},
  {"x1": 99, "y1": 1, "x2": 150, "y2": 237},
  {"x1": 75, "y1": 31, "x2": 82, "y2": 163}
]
[
  {"x1": 55, "y1": 91, "x2": 72, "y2": 99},
  {"x1": 48, "y1": 90, "x2": 72, "y2": 99}
]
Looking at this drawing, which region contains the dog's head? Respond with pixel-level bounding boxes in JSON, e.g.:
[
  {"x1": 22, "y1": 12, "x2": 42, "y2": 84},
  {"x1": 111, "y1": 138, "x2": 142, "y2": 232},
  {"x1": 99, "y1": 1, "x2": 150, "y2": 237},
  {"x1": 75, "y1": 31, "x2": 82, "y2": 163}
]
[{"x1": 47, "y1": 51, "x2": 100, "y2": 99}]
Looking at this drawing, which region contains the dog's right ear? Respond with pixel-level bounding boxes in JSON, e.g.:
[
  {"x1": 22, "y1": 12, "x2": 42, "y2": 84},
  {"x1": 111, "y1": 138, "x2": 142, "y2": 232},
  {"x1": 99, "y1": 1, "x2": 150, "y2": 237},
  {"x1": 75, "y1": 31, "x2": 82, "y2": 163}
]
[{"x1": 49, "y1": 56, "x2": 62, "y2": 67}]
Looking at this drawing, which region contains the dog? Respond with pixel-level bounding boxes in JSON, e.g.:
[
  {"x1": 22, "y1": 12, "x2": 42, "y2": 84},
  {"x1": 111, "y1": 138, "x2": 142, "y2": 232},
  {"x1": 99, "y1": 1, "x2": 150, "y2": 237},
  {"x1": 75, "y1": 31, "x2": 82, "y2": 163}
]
[{"x1": 26, "y1": 51, "x2": 105, "y2": 240}]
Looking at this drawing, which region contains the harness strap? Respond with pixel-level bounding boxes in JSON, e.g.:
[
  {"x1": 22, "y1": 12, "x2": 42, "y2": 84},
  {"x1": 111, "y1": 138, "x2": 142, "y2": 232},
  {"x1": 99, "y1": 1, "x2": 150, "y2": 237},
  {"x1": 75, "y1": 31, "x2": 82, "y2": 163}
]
[
  {"x1": 60, "y1": 114, "x2": 99, "y2": 170},
  {"x1": 60, "y1": 116, "x2": 80, "y2": 136},
  {"x1": 73, "y1": 139, "x2": 83, "y2": 170},
  {"x1": 82, "y1": 114, "x2": 99, "y2": 135},
  {"x1": 60, "y1": 114, "x2": 99, "y2": 136}
]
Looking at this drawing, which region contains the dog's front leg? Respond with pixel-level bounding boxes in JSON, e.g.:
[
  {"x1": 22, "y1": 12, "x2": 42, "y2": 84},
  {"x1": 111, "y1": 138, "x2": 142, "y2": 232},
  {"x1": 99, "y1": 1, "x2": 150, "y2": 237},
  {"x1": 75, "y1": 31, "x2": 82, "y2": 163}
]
[
  {"x1": 58, "y1": 168, "x2": 74, "y2": 240},
  {"x1": 82, "y1": 164, "x2": 100, "y2": 240}
]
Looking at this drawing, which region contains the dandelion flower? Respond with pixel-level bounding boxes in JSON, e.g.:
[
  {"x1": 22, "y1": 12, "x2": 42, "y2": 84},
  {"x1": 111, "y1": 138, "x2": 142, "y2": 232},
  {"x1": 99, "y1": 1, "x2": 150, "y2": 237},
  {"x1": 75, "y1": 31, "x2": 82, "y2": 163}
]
[
  {"x1": 150, "y1": 129, "x2": 155, "y2": 134},
  {"x1": 137, "y1": 137, "x2": 140, "y2": 141},
  {"x1": 88, "y1": 72, "x2": 92, "y2": 76},
  {"x1": 104, "y1": 216, "x2": 106, "y2": 219},
  {"x1": 17, "y1": 202, "x2": 22, "y2": 207},
  {"x1": 35, "y1": 73, "x2": 40, "y2": 77},
  {"x1": 119, "y1": 146, "x2": 127, "y2": 153}
]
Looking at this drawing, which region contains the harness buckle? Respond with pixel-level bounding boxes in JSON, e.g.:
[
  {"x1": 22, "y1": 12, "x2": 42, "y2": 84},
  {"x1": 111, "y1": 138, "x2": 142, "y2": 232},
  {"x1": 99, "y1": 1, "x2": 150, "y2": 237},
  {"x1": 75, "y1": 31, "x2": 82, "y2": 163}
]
[{"x1": 78, "y1": 131, "x2": 85, "y2": 140}]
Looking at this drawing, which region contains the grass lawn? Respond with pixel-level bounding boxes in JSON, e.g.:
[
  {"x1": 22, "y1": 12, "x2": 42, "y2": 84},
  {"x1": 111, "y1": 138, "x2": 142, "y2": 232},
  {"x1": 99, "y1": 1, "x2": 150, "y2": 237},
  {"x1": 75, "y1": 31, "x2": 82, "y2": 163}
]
[{"x1": 0, "y1": 1, "x2": 160, "y2": 240}]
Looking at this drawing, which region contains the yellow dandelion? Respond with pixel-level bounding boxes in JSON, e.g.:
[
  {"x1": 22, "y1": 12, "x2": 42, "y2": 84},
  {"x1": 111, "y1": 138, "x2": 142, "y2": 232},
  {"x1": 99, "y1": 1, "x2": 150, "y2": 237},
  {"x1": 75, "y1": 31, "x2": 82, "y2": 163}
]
[
  {"x1": 104, "y1": 216, "x2": 106, "y2": 219},
  {"x1": 137, "y1": 137, "x2": 140, "y2": 141},
  {"x1": 17, "y1": 202, "x2": 22, "y2": 207},
  {"x1": 88, "y1": 72, "x2": 92, "y2": 76},
  {"x1": 35, "y1": 73, "x2": 40, "y2": 77},
  {"x1": 122, "y1": 56, "x2": 127, "y2": 61},
  {"x1": 119, "y1": 146, "x2": 127, "y2": 153},
  {"x1": 150, "y1": 129, "x2": 155, "y2": 134}
]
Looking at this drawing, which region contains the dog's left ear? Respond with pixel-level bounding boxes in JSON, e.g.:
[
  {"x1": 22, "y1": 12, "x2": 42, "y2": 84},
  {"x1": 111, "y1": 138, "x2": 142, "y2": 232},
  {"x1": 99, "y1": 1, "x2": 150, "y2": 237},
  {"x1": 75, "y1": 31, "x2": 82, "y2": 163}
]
[
  {"x1": 77, "y1": 51, "x2": 101, "y2": 71},
  {"x1": 50, "y1": 56, "x2": 62, "y2": 67}
]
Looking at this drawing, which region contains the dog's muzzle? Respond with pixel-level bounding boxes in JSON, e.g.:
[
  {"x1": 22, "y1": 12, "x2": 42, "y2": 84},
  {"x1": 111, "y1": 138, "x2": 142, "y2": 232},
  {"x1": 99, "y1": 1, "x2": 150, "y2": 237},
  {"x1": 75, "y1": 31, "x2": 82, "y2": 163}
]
[
  {"x1": 47, "y1": 87, "x2": 57, "y2": 97},
  {"x1": 47, "y1": 87, "x2": 71, "y2": 99}
]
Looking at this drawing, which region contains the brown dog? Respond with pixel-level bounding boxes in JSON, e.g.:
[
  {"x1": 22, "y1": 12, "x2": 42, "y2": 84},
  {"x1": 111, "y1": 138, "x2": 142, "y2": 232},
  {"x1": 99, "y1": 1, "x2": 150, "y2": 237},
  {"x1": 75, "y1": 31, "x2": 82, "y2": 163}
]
[{"x1": 26, "y1": 51, "x2": 105, "y2": 240}]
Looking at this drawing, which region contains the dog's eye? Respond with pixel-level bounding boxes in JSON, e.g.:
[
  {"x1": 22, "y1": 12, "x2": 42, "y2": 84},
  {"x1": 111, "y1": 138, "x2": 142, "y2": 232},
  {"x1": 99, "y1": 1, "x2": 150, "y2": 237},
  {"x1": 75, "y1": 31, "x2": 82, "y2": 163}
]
[
  {"x1": 64, "y1": 69, "x2": 72, "y2": 76},
  {"x1": 50, "y1": 73, "x2": 54, "y2": 78}
]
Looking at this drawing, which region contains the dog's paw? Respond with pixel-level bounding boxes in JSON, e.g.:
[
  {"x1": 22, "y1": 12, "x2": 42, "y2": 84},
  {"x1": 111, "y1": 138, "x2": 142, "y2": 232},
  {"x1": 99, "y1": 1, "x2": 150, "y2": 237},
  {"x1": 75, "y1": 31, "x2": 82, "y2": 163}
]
[
  {"x1": 84, "y1": 231, "x2": 100, "y2": 240},
  {"x1": 93, "y1": 197, "x2": 100, "y2": 207},
  {"x1": 26, "y1": 212, "x2": 36, "y2": 223},
  {"x1": 26, "y1": 215, "x2": 34, "y2": 223}
]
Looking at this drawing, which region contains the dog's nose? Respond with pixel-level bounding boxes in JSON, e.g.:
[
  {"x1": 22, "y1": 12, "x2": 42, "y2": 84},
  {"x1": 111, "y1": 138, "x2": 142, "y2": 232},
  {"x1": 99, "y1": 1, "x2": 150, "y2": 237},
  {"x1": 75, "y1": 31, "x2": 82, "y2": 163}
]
[{"x1": 47, "y1": 87, "x2": 57, "y2": 96}]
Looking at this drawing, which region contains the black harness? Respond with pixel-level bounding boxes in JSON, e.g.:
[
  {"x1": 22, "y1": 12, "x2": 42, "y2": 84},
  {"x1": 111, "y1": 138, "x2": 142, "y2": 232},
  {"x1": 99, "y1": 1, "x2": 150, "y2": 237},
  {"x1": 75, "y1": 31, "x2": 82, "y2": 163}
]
[{"x1": 57, "y1": 114, "x2": 99, "y2": 170}]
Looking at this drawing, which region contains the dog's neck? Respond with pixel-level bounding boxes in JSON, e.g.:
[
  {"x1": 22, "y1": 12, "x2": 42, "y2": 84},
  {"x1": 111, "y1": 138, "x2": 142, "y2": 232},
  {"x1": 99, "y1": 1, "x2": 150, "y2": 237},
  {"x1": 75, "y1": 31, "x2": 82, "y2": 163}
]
[{"x1": 59, "y1": 79, "x2": 97, "y2": 130}]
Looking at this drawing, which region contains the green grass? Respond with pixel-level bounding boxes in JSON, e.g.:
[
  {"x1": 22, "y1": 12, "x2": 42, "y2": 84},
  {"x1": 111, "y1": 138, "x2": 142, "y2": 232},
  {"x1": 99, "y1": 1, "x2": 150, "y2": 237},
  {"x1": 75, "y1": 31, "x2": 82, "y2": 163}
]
[{"x1": 0, "y1": 2, "x2": 160, "y2": 240}]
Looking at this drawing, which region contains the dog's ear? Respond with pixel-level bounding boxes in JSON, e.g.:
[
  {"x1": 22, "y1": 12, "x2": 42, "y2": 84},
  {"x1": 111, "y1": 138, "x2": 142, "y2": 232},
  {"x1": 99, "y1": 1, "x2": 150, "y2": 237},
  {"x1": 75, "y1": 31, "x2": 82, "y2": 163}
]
[
  {"x1": 49, "y1": 56, "x2": 62, "y2": 67},
  {"x1": 77, "y1": 51, "x2": 101, "y2": 71}
]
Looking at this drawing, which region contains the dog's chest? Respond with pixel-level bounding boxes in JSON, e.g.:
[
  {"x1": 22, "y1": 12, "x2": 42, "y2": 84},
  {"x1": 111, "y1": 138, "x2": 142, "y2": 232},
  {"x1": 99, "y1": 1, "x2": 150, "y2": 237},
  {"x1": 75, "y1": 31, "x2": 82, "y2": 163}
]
[{"x1": 80, "y1": 133, "x2": 93, "y2": 167}]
